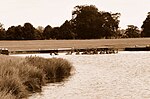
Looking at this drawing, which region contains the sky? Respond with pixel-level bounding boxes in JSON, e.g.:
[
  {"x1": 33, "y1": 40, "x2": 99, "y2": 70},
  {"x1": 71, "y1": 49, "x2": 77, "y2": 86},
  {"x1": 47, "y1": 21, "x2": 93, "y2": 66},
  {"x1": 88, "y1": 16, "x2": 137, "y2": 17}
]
[{"x1": 0, "y1": 0, "x2": 149, "y2": 29}]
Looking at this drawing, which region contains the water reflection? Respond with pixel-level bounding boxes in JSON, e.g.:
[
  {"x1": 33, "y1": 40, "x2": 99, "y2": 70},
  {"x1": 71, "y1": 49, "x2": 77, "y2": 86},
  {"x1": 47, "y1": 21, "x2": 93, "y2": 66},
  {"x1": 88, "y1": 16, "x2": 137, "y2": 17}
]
[{"x1": 11, "y1": 52, "x2": 150, "y2": 99}]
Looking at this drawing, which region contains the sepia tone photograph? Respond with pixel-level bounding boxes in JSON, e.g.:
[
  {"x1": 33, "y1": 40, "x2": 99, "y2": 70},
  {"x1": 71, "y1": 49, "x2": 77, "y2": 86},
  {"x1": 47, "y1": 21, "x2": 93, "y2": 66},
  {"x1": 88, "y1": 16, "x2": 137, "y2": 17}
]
[{"x1": 0, "y1": 0, "x2": 150, "y2": 99}]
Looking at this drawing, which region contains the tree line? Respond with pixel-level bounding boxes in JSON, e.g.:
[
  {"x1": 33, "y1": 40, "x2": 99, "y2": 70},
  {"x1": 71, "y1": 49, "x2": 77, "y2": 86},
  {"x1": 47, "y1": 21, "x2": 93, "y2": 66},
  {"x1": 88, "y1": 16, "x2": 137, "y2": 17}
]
[{"x1": 0, "y1": 5, "x2": 150, "y2": 40}]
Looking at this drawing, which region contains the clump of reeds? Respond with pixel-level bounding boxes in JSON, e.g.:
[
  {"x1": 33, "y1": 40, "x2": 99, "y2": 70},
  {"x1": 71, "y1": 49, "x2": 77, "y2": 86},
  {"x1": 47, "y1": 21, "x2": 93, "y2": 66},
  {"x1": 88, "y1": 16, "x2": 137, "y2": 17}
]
[
  {"x1": 0, "y1": 59, "x2": 27, "y2": 99},
  {"x1": 25, "y1": 56, "x2": 72, "y2": 82},
  {"x1": 0, "y1": 55, "x2": 73, "y2": 99},
  {"x1": 0, "y1": 90, "x2": 16, "y2": 99}
]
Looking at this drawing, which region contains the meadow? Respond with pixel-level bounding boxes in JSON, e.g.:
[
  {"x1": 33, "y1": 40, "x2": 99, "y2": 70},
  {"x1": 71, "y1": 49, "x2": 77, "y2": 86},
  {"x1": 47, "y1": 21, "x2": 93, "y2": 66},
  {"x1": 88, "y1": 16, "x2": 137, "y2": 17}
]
[
  {"x1": 0, "y1": 55, "x2": 73, "y2": 99},
  {"x1": 0, "y1": 38, "x2": 149, "y2": 51}
]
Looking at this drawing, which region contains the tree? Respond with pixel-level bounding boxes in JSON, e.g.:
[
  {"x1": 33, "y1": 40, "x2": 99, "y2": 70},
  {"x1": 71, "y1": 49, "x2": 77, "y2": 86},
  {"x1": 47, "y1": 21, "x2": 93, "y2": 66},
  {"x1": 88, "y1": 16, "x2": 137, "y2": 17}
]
[
  {"x1": 0, "y1": 23, "x2": 6, "y2": 40},
  {"x1": 15, "y1": 25, "x2": 24, "y2": 40},
  {"x1": 50, "y1": 27, "x2": 60, "y2": 39},
  {"x1": 71, "y1": 5, "x2": 102, "y2": 39},
  {"x1": 6, "y1": 24, "x2": 43, "y2": 40},
  {"x1": 6, "y1": 25, "x2": 23, "y2": 40},
  {"x1": 43, "y1": 25, "x2": 52, "y2": 39},
  {"x1": 22, "y1": 22, "x2": 36, "y2": 40},
  {"x1": 6, "y1": 26, "x2": 16, "y2": 40},
  {"x1": 125, "y1": 25, "x2": 141, "y2": 38},
  {"x1": 59, "y1": 20, "x2": 76, "y2": 39},
  {"x1": 36, "y1": 26, "x2": 44, "y2": 39},
  {"x1": 116, "y1": 29, "x2": 126, "y2": 38},
  {"x1": 141, "y1": 12, "x2": 150, "y2": 37},
  {"x1": 101, "y1": 12, "x2": 120, "y2": 38},
  {"x1": 37, "y1": 26, "x2": 44, "y2": 34},
  {"x1": 71, "y1": 5, "x2": 120, "y2": 39}
]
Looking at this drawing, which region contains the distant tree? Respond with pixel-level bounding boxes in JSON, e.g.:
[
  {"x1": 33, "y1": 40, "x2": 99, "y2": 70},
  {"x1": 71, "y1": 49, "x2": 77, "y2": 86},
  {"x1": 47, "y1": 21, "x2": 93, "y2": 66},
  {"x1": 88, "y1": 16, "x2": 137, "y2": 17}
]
[
  {"x1": 6, "y1": 25, "x2": 23, "y2": 40},
  {"x1": 0, "y1": 23, "x2": 3, "y2": 29},
  {"x1": 71, "y1": 5, "x2": 120, "y2": 39},
  {"x1": 15, "y1": 25, "x2": 24, "y2": 39},
  {"x1": 116, "y1": 29, "x2": 126, "y2": 38},
  {"x1": 43, "y1": 25, "x2": 52, "y2": 39},
  {"x1": 6, "y1": 26, "x2": 16, "y2": 40},
  {"x1": 36, "y1": 26, "x2": 44, "y2": 39},
  {"x1": 50, "y1": 27, "x2": 60, "y2": 39},
  {"x1": 0, "y1": 23, "x2": 6, "y2": 40},
  {"x1": 34, "y1": 29, "x2": 43, "y2": 40},
  {"x1": 125, "y1": 25, "x2": 141, "y2": 38},
  {"x1": 6, "y1": 24, "x2": 43, "y2": 40},
  {"x1": 22, "y1": 22, "x2": 36, "y2": 40},
  {"x1": 141, "y1": 12, "x2": 150, "y2": 37},
  {"x1": 59, "y1": 20, "x2": 76, "y2": 39},
  {"x1": 101, "y1": 12, "x2": 120, "y2": 39},
  {"x1": 71, "y1": 5, "x2": 102, "y2": 39},
  {"x1": 37, "y1": 26, "x2": 44, "y2": 34}
]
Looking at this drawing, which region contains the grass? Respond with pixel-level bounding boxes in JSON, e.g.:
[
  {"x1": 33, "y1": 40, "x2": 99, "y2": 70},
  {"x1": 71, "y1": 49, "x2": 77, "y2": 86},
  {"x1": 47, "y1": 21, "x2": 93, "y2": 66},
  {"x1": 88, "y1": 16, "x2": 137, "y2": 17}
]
[
  {"x1": 0, "y1": 91, "x2": 16, "y2": 99},
  {"x1": 25, "y1": 56, "x2": 72, "y2": 82},
  {"x1": 0, "y1": 38, "x2": 149, "y2": 51},
  {"x1": 0, "y1": 55, "x2": 73, "y2": 99}
]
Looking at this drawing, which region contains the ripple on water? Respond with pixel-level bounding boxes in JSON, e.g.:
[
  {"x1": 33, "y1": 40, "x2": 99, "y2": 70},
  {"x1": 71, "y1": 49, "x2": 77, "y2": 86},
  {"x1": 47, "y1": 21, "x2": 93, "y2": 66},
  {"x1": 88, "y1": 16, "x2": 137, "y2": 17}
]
[{"x1": 12, "y1": 52, "x2": 150, "y2": 99}]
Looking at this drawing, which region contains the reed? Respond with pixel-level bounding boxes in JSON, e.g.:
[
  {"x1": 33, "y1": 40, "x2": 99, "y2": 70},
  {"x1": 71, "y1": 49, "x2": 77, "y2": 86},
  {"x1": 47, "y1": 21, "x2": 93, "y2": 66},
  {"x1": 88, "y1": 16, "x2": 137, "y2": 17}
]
[
  {"x1": 0, "y1": 59, "x2": 27, "y2": 98},
  {"x1": 0, "y1": 55, "x2": 73, "y2": 98},
  {"x1": 0, "y1": 91, "x2": 16, "y2": 99},
  {"x1": 25, "y1": 56, "x2": 73, "y2": 82}
]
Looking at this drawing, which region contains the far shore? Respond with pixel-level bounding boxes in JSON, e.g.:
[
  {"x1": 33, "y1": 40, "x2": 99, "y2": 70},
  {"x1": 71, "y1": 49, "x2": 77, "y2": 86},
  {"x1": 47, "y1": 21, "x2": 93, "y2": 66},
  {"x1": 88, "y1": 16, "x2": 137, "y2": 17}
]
[{"x1": 0, "y1": 38, "x2": 149, "y2": 51}]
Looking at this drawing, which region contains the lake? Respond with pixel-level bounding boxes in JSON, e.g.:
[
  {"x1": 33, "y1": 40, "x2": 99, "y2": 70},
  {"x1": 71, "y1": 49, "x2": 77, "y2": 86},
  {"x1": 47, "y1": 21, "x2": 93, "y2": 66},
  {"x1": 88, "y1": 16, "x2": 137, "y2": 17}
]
[{"x1": 11, "y1": 51, "x2": 150, "y2": 99}]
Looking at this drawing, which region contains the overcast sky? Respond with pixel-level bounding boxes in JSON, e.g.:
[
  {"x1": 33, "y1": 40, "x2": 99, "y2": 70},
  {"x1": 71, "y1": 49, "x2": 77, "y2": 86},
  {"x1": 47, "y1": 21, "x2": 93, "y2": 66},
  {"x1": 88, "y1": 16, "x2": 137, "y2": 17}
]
[{"x1": 0, "y1": 0, "x2": 149, "y2": 29}]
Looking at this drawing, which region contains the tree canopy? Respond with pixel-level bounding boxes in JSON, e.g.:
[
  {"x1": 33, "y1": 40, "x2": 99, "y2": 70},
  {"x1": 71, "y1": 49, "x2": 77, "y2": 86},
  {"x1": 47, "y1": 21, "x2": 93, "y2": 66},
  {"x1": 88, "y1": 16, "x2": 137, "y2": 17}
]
[
  {"x1": 125, "y1": 25, "x2": 141, "y2": 38},
  {"x1": 71, "y1": 5, "x2": 120, "y2": 39},
  {"x1": 5, "y1": 23, "x2": 37, "y2": 40},
  {"x1": 141, "y1": 12, "x2": 150, "y2": 37},
  {"x1": 43, "y1": 25, "x2": 52, "y2": 39},
  {"x1": 59, "y1": 20, "x2": 76, "y2": 39},
  {"x1": 1, "y1": 5, "x2": 149, "y2": 40},
  {"x1": 0, "y1": 23, "x2": 6, "y2": 40}
]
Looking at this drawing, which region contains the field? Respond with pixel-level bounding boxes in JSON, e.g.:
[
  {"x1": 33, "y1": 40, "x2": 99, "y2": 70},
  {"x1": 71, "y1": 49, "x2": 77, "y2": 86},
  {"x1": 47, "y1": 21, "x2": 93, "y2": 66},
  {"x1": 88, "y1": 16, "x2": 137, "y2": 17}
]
[{"x1": 0, "y1": 38, "x2": 150, "y2": 51}]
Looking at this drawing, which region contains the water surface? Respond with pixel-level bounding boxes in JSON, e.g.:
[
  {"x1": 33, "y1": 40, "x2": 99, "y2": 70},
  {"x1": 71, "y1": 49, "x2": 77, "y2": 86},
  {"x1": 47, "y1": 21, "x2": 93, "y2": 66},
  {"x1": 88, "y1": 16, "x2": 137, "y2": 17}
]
[{"x1": 12, "y1": 52, "x2": 150, "y2": 99}]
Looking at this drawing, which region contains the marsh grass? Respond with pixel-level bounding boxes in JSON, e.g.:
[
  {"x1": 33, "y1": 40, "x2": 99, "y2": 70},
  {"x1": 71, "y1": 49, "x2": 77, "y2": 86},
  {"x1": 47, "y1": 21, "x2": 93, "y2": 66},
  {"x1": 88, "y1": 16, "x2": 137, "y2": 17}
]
[
  {"x1": 0, "y1": 90, "x2": 16, "y2": 99},
  {"x1": 25, "y1": 56, "x2": 72, "y2": 82},
  {"x1": 0, "y1": 55, "x2": 73, "y2": 99}
]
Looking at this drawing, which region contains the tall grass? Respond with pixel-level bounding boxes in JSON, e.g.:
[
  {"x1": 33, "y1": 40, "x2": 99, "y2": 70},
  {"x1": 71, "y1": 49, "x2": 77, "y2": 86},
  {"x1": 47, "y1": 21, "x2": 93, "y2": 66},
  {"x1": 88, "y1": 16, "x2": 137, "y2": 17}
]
[
  {"x1": 0, "y1": 90, "x2": 16, "y2": 99},
  {"x1": 0, "y1": 55, "x2": 73, "y2": 99},
  {"x1": 25, "y1": 57, "x2": 72, "y2": 82}
]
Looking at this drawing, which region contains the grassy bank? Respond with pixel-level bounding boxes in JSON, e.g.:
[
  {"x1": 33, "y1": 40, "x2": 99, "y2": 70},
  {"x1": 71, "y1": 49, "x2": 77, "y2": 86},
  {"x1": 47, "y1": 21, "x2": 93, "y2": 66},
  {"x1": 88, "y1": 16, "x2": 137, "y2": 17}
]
[
  {"x1": 0, "y1": 55, "x2": 73, "y2": 99},
  {"x1": 0, "y1": 38, "x2": 149, "y2": 51}
]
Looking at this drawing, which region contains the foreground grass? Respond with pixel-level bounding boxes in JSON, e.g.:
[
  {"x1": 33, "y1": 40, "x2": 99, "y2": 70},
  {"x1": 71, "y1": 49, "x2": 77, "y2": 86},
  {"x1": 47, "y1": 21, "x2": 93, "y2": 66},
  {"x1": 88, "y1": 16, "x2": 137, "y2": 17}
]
[{"x1": 0, "y1": 55, "x2": 73, "y2": 99}]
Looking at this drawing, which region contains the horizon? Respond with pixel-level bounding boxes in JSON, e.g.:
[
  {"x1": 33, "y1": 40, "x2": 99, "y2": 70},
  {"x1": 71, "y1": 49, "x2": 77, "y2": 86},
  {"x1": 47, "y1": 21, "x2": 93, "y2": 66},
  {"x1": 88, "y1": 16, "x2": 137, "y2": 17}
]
[{"x1": 0, "y1": 0, "x2": 149, "y2": 29}]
